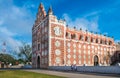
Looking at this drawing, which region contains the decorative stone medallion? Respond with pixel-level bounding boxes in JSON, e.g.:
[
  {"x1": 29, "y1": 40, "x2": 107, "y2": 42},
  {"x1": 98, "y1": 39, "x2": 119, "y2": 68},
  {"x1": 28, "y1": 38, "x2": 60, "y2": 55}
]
[
  {"x1": 88, "y1": 50, "x2": 90, "y2": 54},
  {"x1": 84, "y1": 55, "x2": 86, "y2": 59},
  {"x1": 78, "y1": 44, "x2": 81, "y2": 48},
  {"x1": 79, "y1": 50, "x2": 81, "y2": 54},
  {"x1": 79, "y1": 60, "x2": 81, "y2": 64},
  {"x1": 84, "y1": 45, "x2": 86, "y2": 49},
  {"x1": 73, "y1": 55, "x2": 76, "y2": 59},
  {"x1": 98, "y1": 46, "x2": 100, "y2": 49},
  {"x1": 95, "y1": 47, "x2": 97, "y2": 50},
  {"x1": 84, "y1": 50, "x2": 86, "y2": 54},
  {"x1": 73, "y1": 44, "x2": 76, "y2": 48},
  {"x1": 88, "y1": 46, "x2": 90, "y2": 49},
  {"x1": 88, "y1": 61, "x2": 90, "y2": 64},
  {"x1": 67, "y1": 43, "x2": 71, "y2": 47},
  {"x1": 55, "y1": 41, "x2": 61, "y2": 47},
  {"x1": 73, "y1": 49, "x2": 76, "y2": 53},
  {"x1": 67, "y1": 54, "x2": 71, "y2": 59},
  {"x1": 67, "y1": 60, "x2": 71, "y2": 65},
  {"x1": 78, "y1": 55, "x2": 81, "y2": 59},
  {"x1": 88, "y1": 56, "x2": 90, "y2": 59},
  {"x1": 67, "y1": 49, "x2": 71, "y2": 53},
  {"x1": 84, "y1": 61, "x2": 86, "y2": 64},
  {"x1": 55, "y1": 49, "x2": 61, "y2": 56},
  {"x1": 73, "y1": 60, "x2": 76, "y2": 64},
  {"x1": 55, "y1": 57, "x2": 61, "y2": 63}
]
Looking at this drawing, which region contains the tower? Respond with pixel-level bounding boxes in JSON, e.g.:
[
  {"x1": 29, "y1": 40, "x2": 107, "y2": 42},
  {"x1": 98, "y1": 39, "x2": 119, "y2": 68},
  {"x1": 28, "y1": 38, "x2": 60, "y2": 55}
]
[
  {"x1": 2, "y1": 41, "x2": 6, "y2": 54},
  {"x1": 32, "y1": 3, "x2": 66, "y2": 68}
]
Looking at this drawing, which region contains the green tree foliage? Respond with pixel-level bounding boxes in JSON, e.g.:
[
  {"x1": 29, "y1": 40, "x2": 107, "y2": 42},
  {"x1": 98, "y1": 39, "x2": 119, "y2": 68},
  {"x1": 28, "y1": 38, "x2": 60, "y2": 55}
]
[
  {"x1": 0, "y1": 53, "x2": 15, "y2": 64},
  {"x1": 19, "y1": 43, "x2": 32, "y2": 62}
]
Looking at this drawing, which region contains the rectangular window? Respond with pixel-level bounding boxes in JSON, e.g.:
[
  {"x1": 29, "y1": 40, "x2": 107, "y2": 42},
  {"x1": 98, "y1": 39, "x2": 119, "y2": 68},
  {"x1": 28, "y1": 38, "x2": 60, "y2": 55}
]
[{"x1": 38, "y1": 44, "x2": 40, "y2": 50}]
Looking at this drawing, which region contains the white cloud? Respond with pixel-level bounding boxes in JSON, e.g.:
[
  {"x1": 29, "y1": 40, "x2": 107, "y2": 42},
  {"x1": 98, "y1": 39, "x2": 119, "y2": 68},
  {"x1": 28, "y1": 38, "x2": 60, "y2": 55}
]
[
  {"x1": 0, "y1": 27, "x2": 22, "y2": 53},
  {"x1": 0, "y1": 0, "x2": 33, "y2": 54},
  {"x1": 6, "y1": 37, "x2": 22, "y2": 52},
  {"x1": 0, "y1": 27, "x2": 17, "y2": 37},
  {"x1": 0, "y1": 0, "x2": 34, "y2": 35},
  {"x1": 83, "y1": 11, "x2": 101, "y2": 18},
  {"x1": 63, "y1": 13, "x2": 100, "y2": 32}
]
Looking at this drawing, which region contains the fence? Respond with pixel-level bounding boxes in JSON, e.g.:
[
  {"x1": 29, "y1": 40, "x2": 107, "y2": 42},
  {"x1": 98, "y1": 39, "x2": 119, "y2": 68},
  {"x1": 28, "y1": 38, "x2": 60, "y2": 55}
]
[{"x1": 49, "y1": 66, "x2": 120, "y2": 74}]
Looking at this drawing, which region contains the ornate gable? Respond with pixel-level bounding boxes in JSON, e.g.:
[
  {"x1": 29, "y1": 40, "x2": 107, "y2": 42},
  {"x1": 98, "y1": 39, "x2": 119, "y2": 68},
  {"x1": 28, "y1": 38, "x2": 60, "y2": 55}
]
[{"x1": 35, "y1": 3, "x2": 46, "y2": 25}]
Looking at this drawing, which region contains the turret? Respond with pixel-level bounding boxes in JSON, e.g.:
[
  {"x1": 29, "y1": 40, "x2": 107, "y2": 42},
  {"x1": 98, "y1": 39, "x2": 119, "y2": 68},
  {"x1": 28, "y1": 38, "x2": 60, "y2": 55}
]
[{"x1": 48, "y1": 6, "x2": 53, "y2": 15}]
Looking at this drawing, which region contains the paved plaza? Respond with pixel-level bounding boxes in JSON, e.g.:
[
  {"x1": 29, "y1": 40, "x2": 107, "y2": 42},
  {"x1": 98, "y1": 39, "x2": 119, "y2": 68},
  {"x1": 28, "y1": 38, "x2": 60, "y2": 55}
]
[{"x1": 25, "y1": 69, "x2": 120, "y2": 78}]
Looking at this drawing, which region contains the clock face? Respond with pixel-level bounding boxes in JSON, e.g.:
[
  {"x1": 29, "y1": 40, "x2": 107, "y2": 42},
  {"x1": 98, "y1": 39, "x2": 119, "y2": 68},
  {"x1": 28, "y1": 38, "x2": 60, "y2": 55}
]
[{"x1": 54, "y1": 26, "x2": 61, "y2": 36}]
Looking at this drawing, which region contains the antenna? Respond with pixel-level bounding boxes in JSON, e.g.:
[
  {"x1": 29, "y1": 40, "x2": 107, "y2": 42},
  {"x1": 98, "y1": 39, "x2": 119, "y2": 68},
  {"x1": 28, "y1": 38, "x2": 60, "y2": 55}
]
[{"x1": 2, "y1": 41, "x2": 6, "y2": 54}]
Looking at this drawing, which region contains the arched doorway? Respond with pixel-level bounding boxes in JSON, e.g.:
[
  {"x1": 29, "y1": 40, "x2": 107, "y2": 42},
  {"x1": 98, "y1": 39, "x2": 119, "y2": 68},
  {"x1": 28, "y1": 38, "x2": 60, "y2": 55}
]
[
  {"x1": 94, "y1": 55, "x2": 99, "y2": 66},
  {"x1": 37, "y1": 56, "x2": 40, "y2": 68}
]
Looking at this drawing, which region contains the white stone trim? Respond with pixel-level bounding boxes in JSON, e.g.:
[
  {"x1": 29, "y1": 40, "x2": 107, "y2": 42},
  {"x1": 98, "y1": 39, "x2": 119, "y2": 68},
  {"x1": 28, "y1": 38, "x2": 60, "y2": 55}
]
[
  {"x1": 51, "y1": 36, "x2": 64, "y2": 40},
  {"x1": 51, "y1": 21, "x2": 66, "y2": 26},
  {"x1": 64, "y1": 25, "x2": 66, "y2": 65},
  {"x1": 49, "y1": 15, "x2": 51, "y2": 66},
  {"x1": 33, "y1": 16, "x2": 48, "y2": 31}
]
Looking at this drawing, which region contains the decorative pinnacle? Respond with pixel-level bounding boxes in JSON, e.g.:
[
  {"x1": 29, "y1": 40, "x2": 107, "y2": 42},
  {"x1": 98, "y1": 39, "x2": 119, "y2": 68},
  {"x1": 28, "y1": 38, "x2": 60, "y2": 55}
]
[{"x1": 48, "y1": 5, "x2": 53, "y2": 15}]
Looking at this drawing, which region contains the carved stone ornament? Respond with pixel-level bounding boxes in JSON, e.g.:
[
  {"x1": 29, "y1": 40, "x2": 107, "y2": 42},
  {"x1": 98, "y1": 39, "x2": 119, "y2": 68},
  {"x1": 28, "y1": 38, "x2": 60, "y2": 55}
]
[
  {"x1": 55, "y1": 41, "x2": 61, "y2": 47},
  {"x1": 55, "y1": 49, "x2": 61, "y2": 56},
  {"x1": 55, "y1": 57, "x2": 61, "y2": 63},
  {"x1": 54, "y1": 26, "x2": 61, "y2": 36}
]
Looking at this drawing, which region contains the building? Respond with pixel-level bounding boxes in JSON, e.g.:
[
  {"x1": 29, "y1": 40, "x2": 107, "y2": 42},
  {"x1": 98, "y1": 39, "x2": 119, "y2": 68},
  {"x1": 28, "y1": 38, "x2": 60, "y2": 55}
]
[
  {"x1": 32, "y1": 3, "x2": 116, "y2": 68},
  {"x1": 116, "y1": 43, "x2": 120, "y2": 62},
  {"x1": 111, "y1": 43, "x2": 120, "y2": 65}
]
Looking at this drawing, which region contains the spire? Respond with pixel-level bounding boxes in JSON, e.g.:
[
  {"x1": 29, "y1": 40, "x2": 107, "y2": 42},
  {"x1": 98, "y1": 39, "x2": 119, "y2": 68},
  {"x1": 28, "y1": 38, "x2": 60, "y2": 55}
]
[
  {"x1": 38, "y1": 3, "x2": 46, "y2": 17},
  {"x1": 40, "y1": 2, "x2": 43, "y2": 8},
  {"x1": 48, "y1": 6, "x2": 53, "y2": 15}
]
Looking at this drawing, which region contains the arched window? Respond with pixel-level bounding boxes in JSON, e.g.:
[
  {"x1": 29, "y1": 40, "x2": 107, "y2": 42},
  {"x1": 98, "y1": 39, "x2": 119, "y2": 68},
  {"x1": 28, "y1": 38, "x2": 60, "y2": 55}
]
[
  {"x1": 109, "y1": 41, "x2": 112, "y2": 45},
  {"x1": 100, "y1": 39, "x2": 102, "y2": 44},
  {"x1": 66, "y1": 32, "x2": 68, "y2": 37},
  {"x1": 79, "y1": 35, "x2": 82, "y2": 40},
  {"x1": 79, "y1": 35, "x2": 84, "y2": 41},
  {"x1": 91, "y1": 37, "x2": 93, "y2": 42},
  {"x1": 96, "y1": 38, "x2": 98, "y2": 43},
  {"x1": 85, "y1": 36, "x2": 88, "y2": 41},
  {"x1": 105, "y1": 40, "x2": 107, "y2": 45},
  {"x1": 71, "y1": 34, "x2": 73, "y2": 39},
  {"x1": 71, "y1": 34, "x2": 75, "y2": 39}
]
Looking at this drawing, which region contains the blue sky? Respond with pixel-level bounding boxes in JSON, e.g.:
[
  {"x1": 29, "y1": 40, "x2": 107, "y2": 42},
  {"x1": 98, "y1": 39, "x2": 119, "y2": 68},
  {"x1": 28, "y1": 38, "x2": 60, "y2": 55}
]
[{"x1": 0, "y1": 0, "x2": 120, "y2": 54}]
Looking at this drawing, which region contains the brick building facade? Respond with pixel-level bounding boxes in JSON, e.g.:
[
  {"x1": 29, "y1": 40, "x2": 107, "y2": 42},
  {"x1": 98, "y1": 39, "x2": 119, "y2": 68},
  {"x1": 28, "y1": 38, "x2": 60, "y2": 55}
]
[{"x1": 32, "y1": 3, "x2": 116, "y2": 68}]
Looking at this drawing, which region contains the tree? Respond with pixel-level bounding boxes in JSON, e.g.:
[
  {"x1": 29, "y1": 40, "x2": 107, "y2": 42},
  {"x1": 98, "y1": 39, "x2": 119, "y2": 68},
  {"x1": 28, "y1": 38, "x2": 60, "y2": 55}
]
[
  {"x1": 19, "y1": 43, "x2": 32, "y2": 62},
  {"x1": 0, "y1": 53, "x2": 16, "y2": 64}
]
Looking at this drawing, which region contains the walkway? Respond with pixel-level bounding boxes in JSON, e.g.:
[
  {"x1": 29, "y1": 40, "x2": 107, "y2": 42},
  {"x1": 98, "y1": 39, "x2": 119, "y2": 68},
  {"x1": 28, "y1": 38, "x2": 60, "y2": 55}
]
[{"x1": 24, "y1": 69, "x2": 120, "y2": 78}]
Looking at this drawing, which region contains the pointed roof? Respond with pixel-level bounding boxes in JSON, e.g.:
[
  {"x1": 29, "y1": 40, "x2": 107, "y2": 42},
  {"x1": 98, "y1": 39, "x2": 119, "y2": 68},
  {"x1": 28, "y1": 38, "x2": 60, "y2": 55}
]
[
  {"x1": 40, "y1": 2, "x2": 43, "y2": 8},
  {"x1": 38, "y1": 3, "x2": 46, "y2": 17},
  {"x1": 48, "y1": 6, "x2": 53, "y2": 15}
]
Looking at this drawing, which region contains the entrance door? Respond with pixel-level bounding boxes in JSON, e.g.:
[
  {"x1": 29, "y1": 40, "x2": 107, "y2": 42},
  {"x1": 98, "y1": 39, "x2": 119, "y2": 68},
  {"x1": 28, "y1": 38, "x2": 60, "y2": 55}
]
[
  {"x1": 94, "y1": 55, "x2": 99, "y2": 66},
  {"x1": 37, "y1": 56, "x2": 40, "y2": 68}
]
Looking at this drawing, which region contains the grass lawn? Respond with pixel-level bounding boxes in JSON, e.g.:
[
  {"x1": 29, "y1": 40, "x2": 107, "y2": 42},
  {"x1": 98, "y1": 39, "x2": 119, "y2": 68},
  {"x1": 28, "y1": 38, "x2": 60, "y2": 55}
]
[{"x1": 0, "y1": 70, "x2": 65, "y2": 78}]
